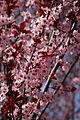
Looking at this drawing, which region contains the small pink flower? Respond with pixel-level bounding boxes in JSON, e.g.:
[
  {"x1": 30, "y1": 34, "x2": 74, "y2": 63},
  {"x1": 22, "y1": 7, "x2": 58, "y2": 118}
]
[{"x1": 72, "y1": 77, "x2": 80, "y2": 85}]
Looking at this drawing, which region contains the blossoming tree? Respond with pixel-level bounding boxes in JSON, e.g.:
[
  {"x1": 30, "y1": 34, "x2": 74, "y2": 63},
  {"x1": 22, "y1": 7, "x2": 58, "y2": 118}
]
[{"x1": 0, "y1": 0, "x2": 80, "y2": 120}]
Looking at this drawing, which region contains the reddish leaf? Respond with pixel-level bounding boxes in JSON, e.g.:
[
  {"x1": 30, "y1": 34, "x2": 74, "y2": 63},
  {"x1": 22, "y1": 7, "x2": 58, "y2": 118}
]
[
  {"x1": 35, "y1": 1, "x2": 43, "y2": 6},
  {"x1": 9, "y1": 0, "x2": 13, "y2": 4},
  {"x1": 12, "y1": 44, "x2": 17, "y2": 49},
  {"x1": 36, "y1": 1, "x2": 49, "y2": 8},
  {"x1": 43, "y1": 0, "x2": 47, "y2": 2},
  {"x1": 38, "y1": 52, "x2": 55, "y2": 57},
  {"x1": 12, "y1": 51, "x2": 18, "y2": 58},
  {"x1": 12, "y1": 24, "x2": 20, "y2": 31},
  {"x1": 71, "y1": 87, "x2": 77, "y2": 92},
  {"x1": 31, "y1": 97, "x2": 37, "y2": 103},
  {"x1": 38, "y1": 51, "x2": 48, "y2": 56},
  {"x1": 38, "y1": 9, "x2": 45, "y2": 16},
  {"x1": 13, "y1": 0, "x2": 18, "y2": 5},
  {"x1": 20, "y1": 22, "x2": 26, "y2": 31},
  {"x1": 4, "y1": 108, "x2": 8, "y2": 115},
  {"x1": 7, "y1": 60, "x2": 17, "y2": 70},
  {"x1": 12, "y1": 41, "x2": 23, "y2": 52},
  {"x1": 53, "y1": 86, "x2": 57, "y2": 89},
  {"x1": 23, "y1": 30, "x2": 32, "y2": 34},
  {"x1": 50, "y1": 73, "x2": 56, "y2": 79},
  {"x1": 48, "y1": 54, "x2": 56, "y2": 57},
  {"x1": 33, "y1": 37, "x2": 41, "y2": 43}
]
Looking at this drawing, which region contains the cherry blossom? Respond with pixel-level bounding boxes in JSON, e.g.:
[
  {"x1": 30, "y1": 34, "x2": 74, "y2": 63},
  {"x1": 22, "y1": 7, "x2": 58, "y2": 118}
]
[{"x1": 0, "y1": 0, "x2": 80, "y2": 120}]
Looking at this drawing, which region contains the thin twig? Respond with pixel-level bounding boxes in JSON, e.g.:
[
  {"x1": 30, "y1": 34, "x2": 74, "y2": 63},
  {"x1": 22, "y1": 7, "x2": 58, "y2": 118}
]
[
  {"x1": 42, "y1": 61, "x2": 60, "y2": 93},
  {"x1": 36, "y1": 102, "x2": 49, "y2": 120}
]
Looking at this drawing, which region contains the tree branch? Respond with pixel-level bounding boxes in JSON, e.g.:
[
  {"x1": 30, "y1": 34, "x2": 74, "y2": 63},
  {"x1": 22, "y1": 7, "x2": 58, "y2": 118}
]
[{"x1": 37, "y1": 53, "x2": 80, "y2": 120}]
